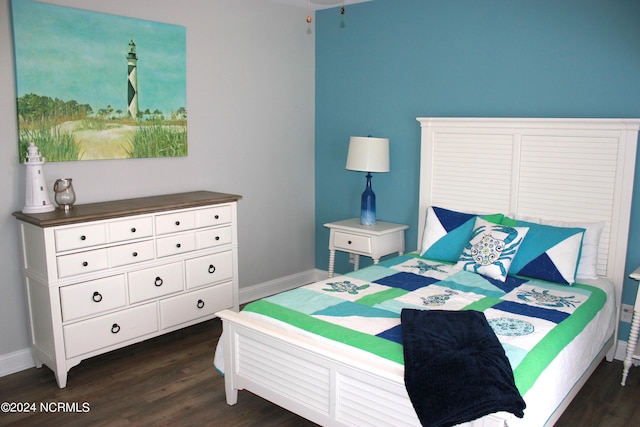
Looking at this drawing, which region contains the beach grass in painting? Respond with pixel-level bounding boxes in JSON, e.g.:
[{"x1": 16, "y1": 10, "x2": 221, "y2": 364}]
[{"x1": 11, "y1": 0, "x2": 187, "y2": 162}]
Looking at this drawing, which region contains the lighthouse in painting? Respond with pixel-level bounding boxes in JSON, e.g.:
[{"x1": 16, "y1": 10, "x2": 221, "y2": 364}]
[{"x1": 126, "y1": 39, "x2": 139, "y2": 119}]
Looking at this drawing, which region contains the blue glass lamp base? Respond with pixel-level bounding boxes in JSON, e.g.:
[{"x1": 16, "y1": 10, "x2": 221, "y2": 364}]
[{"x1": 360, "y1": 173, "x2": 376, "y2": 225}]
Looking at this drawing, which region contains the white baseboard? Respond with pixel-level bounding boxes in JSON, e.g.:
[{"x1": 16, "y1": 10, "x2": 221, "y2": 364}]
[
  {"x1": 0, "y1": 348, "x2": 35, "y2": 378},
  {"x1": 239, "y1": 268, "x2": 326, "y2": 304}
]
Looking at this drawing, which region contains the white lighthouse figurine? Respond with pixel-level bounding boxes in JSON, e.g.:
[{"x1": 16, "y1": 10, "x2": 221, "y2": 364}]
[{"x1": 22, "y1": 142, "x2": 55, "y2": 213}]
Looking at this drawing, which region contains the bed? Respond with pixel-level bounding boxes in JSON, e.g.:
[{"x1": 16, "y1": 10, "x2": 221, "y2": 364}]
[{"x1": 215, "y1": 117, "x2": 640, "y2": 426}]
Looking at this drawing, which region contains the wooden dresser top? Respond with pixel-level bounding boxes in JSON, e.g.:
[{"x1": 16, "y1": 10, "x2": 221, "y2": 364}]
[{"x1": 13, "y1": 191, "x2": 242, "y2": 227}]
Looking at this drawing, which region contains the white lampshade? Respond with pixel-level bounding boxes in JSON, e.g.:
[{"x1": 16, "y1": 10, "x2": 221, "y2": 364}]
[{"x1": 345, "y1": 136, "x2": 390, "y2": 173}]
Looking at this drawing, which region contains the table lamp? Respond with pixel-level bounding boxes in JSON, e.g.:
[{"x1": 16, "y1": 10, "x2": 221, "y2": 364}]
[{"x1": 346, "y1": 136, "x2": 390, "y2": 225}]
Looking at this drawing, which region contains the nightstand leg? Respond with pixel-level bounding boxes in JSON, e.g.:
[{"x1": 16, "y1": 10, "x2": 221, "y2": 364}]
[
  {"x1": 328, "y1": 250, "x2": 336, "y2": 278},
  {"x1": 353, "y1": 255, "x2": 360, "y2": 271},
  {"x1": 622, "y1": 309, "x2": 640, "y2": 386},
  {"x1": 372, "y1": 258, "x2": 380, "y2": 265}
]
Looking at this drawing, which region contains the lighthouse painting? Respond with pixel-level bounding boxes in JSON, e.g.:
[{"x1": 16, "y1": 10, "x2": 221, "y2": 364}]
[{"x1": 11, "y1": 0, "x2": 187, "y2": 162}]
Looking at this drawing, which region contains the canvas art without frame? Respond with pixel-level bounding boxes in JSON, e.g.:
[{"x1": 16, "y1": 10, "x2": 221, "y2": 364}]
[{"x1": 12, "y1": 0, "x2": 187, "y2": 162}]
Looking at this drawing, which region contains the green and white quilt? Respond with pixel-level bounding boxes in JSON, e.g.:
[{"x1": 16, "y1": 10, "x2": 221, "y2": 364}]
[{"x1": 243, "y1": 254, "x2": 607, "y2": 395}]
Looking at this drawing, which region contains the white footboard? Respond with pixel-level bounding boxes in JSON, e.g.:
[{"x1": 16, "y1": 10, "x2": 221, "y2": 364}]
[{"x1": 217, "y1": 309, "x2": 508, "y2": 427}]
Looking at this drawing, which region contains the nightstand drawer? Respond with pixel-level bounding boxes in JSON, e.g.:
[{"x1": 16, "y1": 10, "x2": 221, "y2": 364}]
[
  {"x1": 55, "y1": 223, "x2": 107, "y2": 252},
  {"x1": 128, "y1": 262, "x2": 184, "y2": 304},
  {"x1": 63, "y1": 302, "x2": 158, "y2": 358},
  {"x1": 60, "y1": 275, "x2": 127, "y2": 322},
  {"x1": 110, "y1": 240, "x2": 155, "y2": 267},
  {"x1": 57, "y1": 248, "x2": 109, "y2": 278},
  {"x1": 333, "y1": 231, "x2": 372, "y2": 253},
  {"x1": 160, "y1": 282, "x2": 232, "y2": 329},
  {"x1": 108, "y1": 216, "x2": 153, "y2": 243}
]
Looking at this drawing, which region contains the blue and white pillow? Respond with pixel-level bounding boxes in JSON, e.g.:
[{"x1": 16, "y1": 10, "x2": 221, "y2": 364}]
[
  {"x1": 455, "y1": 217, "x2": 529, "y2": 282},
  {"x1": 515, "y1": 215, "x2": 602, "y2": 280},
  {"x1": 420, "y1": 206, "x2": 504, "y2": 262},
  {"x1": 502, "y1": 218, "x2": 586, "y2": 285}
]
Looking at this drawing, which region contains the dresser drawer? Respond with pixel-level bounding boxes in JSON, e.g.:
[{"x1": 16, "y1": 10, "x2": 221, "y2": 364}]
[
  {"x1": 185, "y1": 251, "x2": 233, "y2": 289},
  {"x1": 57, "y1": 248, "x2": 109, "y2": 278},
  {"x1": 196, "y1": 226, "x2": 232, "y2": 249},
  {"x1": 108, "y1": 216, "x2": 153, "y2": 243},
  {"x1": 155, "y1": 211, "x2": 195, "y2": 235},
  {"x1": 128, "y1": 262, "x2": 184, "y2": 304},
  {"x1": 55, "y1": 223, "x2": 107, "y2": 252},
  {"x1": 196, "y1": 205, "x2": 232, "y2": 228},
  {"x1": 63, "y1": 303, "x2": 158, "y2": 358},
  {"x1": 333, "y1": 231, "x2": 372, "y2": 253},
  {"x1": 160, "y1": 282, "x2": 233, "y2": 329},
  {"x1": 110, "y1": 240, "x2": 155, "y2": 267},
  {"x1": 60, "y1": 275, "x2": 127, "y2": 322},
  {"x1": 156, "y1": 233, "x2": 196, "y2": 258}
]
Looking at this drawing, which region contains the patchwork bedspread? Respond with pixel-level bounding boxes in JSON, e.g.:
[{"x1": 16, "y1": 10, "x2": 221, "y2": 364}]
[{"x1": 243, "y1": 254, "x2": 607, "y2": 396}]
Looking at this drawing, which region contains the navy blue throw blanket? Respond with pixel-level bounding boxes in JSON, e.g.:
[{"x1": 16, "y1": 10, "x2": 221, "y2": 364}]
[{"x1": 401, "y1": 309, "x2": 526, "y2": 427}]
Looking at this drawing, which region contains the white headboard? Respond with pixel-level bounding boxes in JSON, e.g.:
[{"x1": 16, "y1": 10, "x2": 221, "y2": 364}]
[{"x1": 417, "y1": 117, "x2": 640, "y2": 315}]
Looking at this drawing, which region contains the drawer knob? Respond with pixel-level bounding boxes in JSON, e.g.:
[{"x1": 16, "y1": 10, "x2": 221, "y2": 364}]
[
  {"x1": 197, "y1": 299, "x2": 205, "y2": 309},
  {"x1": 92, "y1": 291, "x2": 103, "y2": 303},
  {"x1": 131, "y1": 227, "x2": 137, "y2": 233},
  {"x1": 214, "y1": 215, "x2": 220, "y2": 220},
  {"x1": 80, "y1": 235, "x2": 86, "y2": 241},
  {"x1": 176, "y1": 243, "x2": 181, "y2": 248},
  {"x1": 111, "y1": 323, "x2": 121, "y2": 334},
  {"x1": 215, "y1": 236, "x2": 220, "y2": 241},
  {"x1": 82, "y1": 261, "x2": 89, "y2": 267},
  {"x1": 175, "y1": 220, "x2": 180, "y2": 226},
  {"x1": 208, "y1": 264, "x2": 216, "y2": 274},
  {"x1": 348, "y1": 240, "x2": 352, "y2": 245},
  {"x1": 132, "y1": 251, "x2": 138, "y2": 257},
  {"x1": 154, "y1": 276, "x2": 164, "y2": 287}
]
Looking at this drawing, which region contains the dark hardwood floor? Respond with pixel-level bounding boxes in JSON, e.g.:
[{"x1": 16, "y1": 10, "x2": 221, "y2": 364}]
[{"x1": 0, "y1": 318, "x2": 638, "y2": 426}]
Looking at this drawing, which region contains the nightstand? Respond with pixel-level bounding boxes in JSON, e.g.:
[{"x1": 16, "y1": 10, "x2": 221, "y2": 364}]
[
  {"x1": 324, "y1": 219, "x2": 409, "y2": 277},
  {"x1": 622, "y1": 267, "x2": 640, "y2": 386}
]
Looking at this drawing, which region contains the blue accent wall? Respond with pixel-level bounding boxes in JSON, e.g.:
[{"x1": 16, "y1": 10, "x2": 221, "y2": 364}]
[{"x1": 315, "y1": 0, "x2": 640, "y2": 338}]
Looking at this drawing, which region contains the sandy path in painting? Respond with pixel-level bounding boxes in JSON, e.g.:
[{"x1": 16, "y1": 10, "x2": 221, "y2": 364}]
[{"x1": 59, "y1": 121, "x2": 136, "y2": 160}]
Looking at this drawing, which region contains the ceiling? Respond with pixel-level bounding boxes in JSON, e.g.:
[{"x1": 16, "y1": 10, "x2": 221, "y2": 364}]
[{"x1": 270, "y1": 0, "x2": 372, "y2": 11}]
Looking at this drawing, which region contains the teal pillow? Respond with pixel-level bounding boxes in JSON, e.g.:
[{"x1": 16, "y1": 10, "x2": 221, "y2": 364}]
[
  {"x1": 501, "y1": 217, "x2": 585, "y2": 285},
  {"x1": 420, "y1": 206, "x2": 504, "y2": 262}
]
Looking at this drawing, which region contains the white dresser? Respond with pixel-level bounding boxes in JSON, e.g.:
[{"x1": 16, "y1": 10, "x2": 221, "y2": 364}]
[{"x1": 13, "y1": 191, "x2": 241, "y2": 388}]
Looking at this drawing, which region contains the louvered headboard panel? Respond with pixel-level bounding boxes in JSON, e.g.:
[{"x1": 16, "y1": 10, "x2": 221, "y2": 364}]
[
  {"x1": 417, "y1": 118, "x2": 640, "y2": 308},
  {"x1": 517, "y1": 134, "x2": 621, "y2": 276}
]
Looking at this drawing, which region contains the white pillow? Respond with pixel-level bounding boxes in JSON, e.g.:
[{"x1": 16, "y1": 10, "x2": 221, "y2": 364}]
[{"x1": 514, "y1": 215, "x2": 604, "y2": 279}]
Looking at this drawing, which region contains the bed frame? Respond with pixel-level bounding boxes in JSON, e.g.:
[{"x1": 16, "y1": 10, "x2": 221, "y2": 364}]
[{"x1": 217, "y1": 118, "x2": 640, "y2": 426}]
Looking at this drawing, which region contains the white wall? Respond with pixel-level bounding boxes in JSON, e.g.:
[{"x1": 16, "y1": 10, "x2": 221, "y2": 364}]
[{"x1": 0, "y1": 0, "x2": 315, "y2": 373}]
